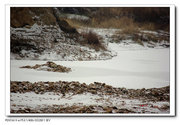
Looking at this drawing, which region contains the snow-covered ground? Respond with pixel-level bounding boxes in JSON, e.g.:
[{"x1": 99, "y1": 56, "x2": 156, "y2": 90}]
[
  {"x1": 11, "y1": 42, "x2": 169, "y2": 89},
  {"x1": 10, "y1": 92, "x2": 169, "y2": 113},
  {"x1": 10, "y1": 27, "x2": 170, "y2": 114},
  {"x1": 10, "y1": 25, "x2": 115, "y2": 61}
]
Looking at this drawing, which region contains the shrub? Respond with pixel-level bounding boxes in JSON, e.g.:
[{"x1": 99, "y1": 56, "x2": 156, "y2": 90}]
[
  {"x1": 82, "y1": 31, "x2": 99, "y2": 44},
  {"x1": 81, "y1": 31, "x2": 106, "y2": 51}
]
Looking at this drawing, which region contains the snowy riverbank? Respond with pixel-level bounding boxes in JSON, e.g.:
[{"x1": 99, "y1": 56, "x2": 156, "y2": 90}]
[
  {"x1": 10, "y1": 81, "x2": 170, "y2": 114},
  {"x1": 10, "y1": 28, "x2": 170, "y2": 114},
  {"x1": 11, "y1": 43, "x2": 169, "y2": 89}
]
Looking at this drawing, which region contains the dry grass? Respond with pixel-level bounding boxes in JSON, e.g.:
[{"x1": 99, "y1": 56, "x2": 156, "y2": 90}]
[
  {"x1": 120, "y1": 18, "x2": 139, "y2": 34},
  {"x1": 63, "y1": 7, "x2": 170, "y2": 45},
  {"x1": 80, "y1": 30, "x2": 106, "y2": 51},
  {"x1": 81, "y1": 31, "x2": 99, "y2": 44},
  {"x1": 140, "y1": 23, "x2": 156, "y2": 31},
  {"x1": 113, "y1": 29, "x2": 169, "y2": 45},
  {"x1": 65, "y1": 18, "x2": 87, "y2": 28},
  {"x1": 67, "y1": 15, "x2": 169, "y2": 46},
  {"x1": 66, "y1": 16, "x2": 141, "y2": 33},
  {"x1": 64, "y1": 7, "x2": 169, "y2": 32},
  {"x1": 66, "y1": 16, "x2": 140, "y2": 34},
  {"x1": 67, "y1": 17, "x2": 158, "y2": 34},
  {"x1": 11, "y1": 7, "x2": 58, "y2": 27}
]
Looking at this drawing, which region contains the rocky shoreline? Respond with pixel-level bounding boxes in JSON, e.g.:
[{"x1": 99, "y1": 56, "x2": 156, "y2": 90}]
[
  {"x1": 11, "y1": 81, "x2": 169, "y2": 102},
  {"x1": 10, "y1": 81, "x2": 170, "y2": 114}
]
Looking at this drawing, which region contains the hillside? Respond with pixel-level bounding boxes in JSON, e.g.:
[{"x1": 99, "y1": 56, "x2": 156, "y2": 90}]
[{"x1": 10, "y1": 7, "x2": 114, "y2": 61}]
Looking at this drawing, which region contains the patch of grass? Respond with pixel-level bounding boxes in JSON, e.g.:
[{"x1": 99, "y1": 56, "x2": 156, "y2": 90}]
[
  {"x1": 140, "y1": 23, "x2": 156, "y2": 31},
  {"x1": 65, "y1": 18, "x2": 91, "y2": 29},
  {"x1": 64, "y1": 7, "x2": 169, "y2": 32},
  {"x1": 120, "y1": 19, "x2": 139, "y2": 34},
  {"x1": 113, "y1": 29, "x2": 169, "y2": 45}
]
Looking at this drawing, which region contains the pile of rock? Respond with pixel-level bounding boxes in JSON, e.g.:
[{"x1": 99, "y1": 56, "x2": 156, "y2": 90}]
[
  {"x1": 20, "y1": 61, "x2": 71, "y2": 73},
  {"x1": 10, "y1": 81, "x2": 170, "y2": 102}
]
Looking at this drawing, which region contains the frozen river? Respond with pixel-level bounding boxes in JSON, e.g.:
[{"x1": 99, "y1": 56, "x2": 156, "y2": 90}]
[{"x1": 10, "y1": 43, "x2": 170, "y2": 89}]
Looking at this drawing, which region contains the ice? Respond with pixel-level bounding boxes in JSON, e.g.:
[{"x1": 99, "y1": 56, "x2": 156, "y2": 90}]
[
  {"x1": 10, "y1": 42, "x2": 169, "y2": 89},
  {"x1": 10, "y1": 27, "x2": 170, "y2": 89}
]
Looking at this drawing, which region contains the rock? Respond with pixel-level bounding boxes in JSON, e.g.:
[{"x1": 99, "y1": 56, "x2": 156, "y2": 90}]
[
  {"x1": 151, "y1": 90, "x2": 159, "y2": 96},
  {"x1": 160, "y1": 104, "x2": 169, "y2": 110},
  {"x1": 112, "y1": 106, "x2": 118, "y2": 110},
  {"x1": 23, "y1": 86, "x2": 28, "y2": 91},
  {"x1": 35, "y1": 90, "x2": 39, "y2": 94},
  {"x1": 89, "y1": 84, "x2": 97, "y2": 90},
  {"x1": 94, "y1": 82, "x2": 102, "y2": 86},
  {"x1": 47, "y1": 61, "x2": 57, "y2": 68},
  {"x1": 10, "y1": 81, "x2": 170, "y2": 104},
  {"x1": 116, "y1": 108, "x2": 135, "y2": 113},
  {"x1": 24, "y1": 108, "x2": 31, "y2": 113},
  {"x1": 103, "y1": 107, "x2": 112, "y2": 113},
  {"x1": 122, "y1": 88, "x2": 128, "y2": 94},
  {"x1": 76, "y1": 89, "x2": 84, "y2": 94},
  {"x1": 141, "y1": 88, "x2": 145, "y2": 92},
  {"x1": 104, "y1": 85, "x2": 112, "y2": 89},
  {"x1": 20, "y1": 61, "x2": 71, "y2": 73},
  {"x1": 88, "y1": 90, "x2": 97, "y2": 94},
  {"x1": 40, "y1": 87, "x2": 45, "y2": 91},
  {"x1": 33, "y1": 64, "x2": 41, "y2": 69},
  {"x1": 106, "y1": 90, "x2": 113, "y2": 95},
  {"x1": 20, "y1": 65, "x2": 32, "y2": 68}
]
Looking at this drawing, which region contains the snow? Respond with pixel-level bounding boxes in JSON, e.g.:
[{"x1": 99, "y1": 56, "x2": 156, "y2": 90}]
[
  {"x1": 141, "y1": 30, "x2": 159, "y2": 35},
  {"x1": 10, "y1": 26, "x2": 170, "y2": 114},
  {"x1": 11, "y1": 92, "x2": 100, "y2": 109},
  {"x1": 10, "y1": 26, "x2": 169, "y2": 89},
  {"x1": 66, "y1": 14, "x2": 90, "y2": 21},
  {"x1": 11, "y1": 25, "x2": 115, "y2": 61},
  {"x1": 11, "y1": 92, "x2": 169, "y2": 113},
  {"x1": 11, "y1": 42, "x2": 169, "y2": 89}
]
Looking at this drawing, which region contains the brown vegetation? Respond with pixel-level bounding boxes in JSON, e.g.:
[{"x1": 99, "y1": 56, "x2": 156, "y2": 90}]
[
  {"x1": 64, "y1": 7, "x2": 169, "y2": 32},
  {"x1": 80, "y1": 31, "x2": 106, "y2": 51},
  {"x1": 11, "y1": 7, "x2": 57, "y2": 27},
  {"x1": 111, "y1": 30, "x2": 170, "y2": 46}
]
